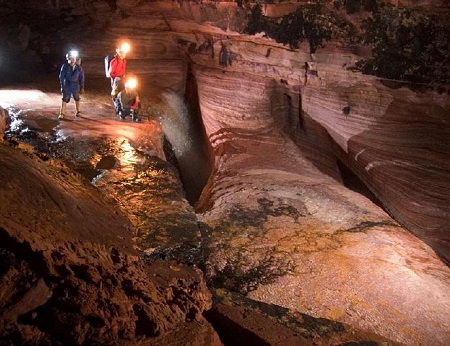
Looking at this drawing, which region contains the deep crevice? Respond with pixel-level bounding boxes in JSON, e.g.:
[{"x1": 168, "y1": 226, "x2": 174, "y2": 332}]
[
  {"x1": 173, "y1": 64, "x2": 212, "y2": 206},
  {"x1": 336, "y1": 158, "x2": 384, "y2": 209},
  {"x1": 204, "y1": 308, "x2": 271, "y2": 346}
]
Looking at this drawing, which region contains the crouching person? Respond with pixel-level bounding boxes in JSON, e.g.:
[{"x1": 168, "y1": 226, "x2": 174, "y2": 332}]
[{"x1": 115, "y1": 78, "x2": 141, "y2": 122}]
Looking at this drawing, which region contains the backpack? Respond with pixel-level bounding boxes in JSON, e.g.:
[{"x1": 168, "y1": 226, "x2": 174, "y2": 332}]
[{"x1": 104, "y1": 54, "x2": 115, "y2": 78}]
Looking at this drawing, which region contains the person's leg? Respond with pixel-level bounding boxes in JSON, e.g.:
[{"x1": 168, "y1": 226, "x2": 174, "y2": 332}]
[
  {"x1": 59, "y1": 89, "x2": 70, "y2": 119},
  {"x1": 111, "y1": 77, "x2": 121, "y2": 101},
  {"x1": 120, "y1": 108, "x2": 130, "y2": 120},
  {"x1": 114, "y1": 98, "x2": 125, "y2": 119},
  {"x1": 115, "y1": 98, "x2": 128, "y2": 120},
  {"x1": 72, "y1": 85, "x2": 81, "y2": 116},
  {"x1": 75, "y1": 101, "x2": 81, "y2": 116},
  {"x1": 130, "y1": 97, "x2": 141, "y2": 122},
  {"x1": 59, "y1": 100, "x2": 67, "y2": 119},
  {"x1": 117, "y1": 78, "x2": 124, "y2": 93},
  {"x1": 130, "y1": 108, "x2": 141, "y2": 122}
]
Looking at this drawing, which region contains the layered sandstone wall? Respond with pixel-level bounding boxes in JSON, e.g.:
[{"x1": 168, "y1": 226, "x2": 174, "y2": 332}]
[
  {"x1": 190, "y1": 65, "x2": 450, "y2": 345},
  {"x1": 301, "y1": 74, "x2": 450, "y2": 263}
]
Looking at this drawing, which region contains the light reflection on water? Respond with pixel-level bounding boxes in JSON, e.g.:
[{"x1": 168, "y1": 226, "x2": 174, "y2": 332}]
[
  {"x1": 54, "y1": 129, "x2": 68, "y2": 142},
  {"x1": 4, "y1": 107, "x2": 24, "y2": 133},
  {"x1": 0, "y1": 90, "x2": 48, "y2": 108},
  {"x1": 117, "y1": 137, "x2": 142, "y2": 172}
]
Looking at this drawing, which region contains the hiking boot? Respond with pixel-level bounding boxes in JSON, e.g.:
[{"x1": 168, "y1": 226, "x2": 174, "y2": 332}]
[
  {"x1": 130, "y1": 110, "x2": 141, "y2": 122},
  {"x1": 58, "y1": 113, "x2": 65, "y2": 120}
]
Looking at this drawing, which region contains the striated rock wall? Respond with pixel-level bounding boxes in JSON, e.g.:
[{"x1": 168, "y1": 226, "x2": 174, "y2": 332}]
[
  {"x1": 189, "y1": 63, "x2": 450, "y2": 345},
  {"x1": 301, "y1": 76, "x2": 450, "y2": 263}
]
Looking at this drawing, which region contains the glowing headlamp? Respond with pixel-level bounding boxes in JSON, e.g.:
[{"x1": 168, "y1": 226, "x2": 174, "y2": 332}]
[
  {"x1": 68, "y1": 50, "x2": 79, "y2": 58},
  {"x1": 119, "y1": 42, "x2": 131, "y2": 54},
  {"x1": 125, "y1": 78, "x2": 137, "y2": 89}
]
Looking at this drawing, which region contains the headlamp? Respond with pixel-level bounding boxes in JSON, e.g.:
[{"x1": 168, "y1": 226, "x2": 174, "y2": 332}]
[
  {"x1": 119, "y1": 42, "x2": 130, "y2": 54},
  {"x1": 66, "y1": 50, "x2": 79, "y2": 60},
  {"x1": 125, "y1": 78, "x2": 137, "y2": 89}
]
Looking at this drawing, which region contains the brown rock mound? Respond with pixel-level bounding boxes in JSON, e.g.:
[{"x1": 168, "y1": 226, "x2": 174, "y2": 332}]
[{"x1": 0, "y1": 143, "x2": 219, "y2": 345}]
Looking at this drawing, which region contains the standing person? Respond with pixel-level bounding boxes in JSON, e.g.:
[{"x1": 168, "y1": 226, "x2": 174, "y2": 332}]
[
  {"x1": 108, "y1": 42, "x2": 130, "y2": 100},
  {"x1": 58, "y1": 50, "x2": 85, "y2": 120}
]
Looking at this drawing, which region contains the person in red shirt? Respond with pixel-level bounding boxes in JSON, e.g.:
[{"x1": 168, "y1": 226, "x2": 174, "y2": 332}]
[{"x1": 108, "y1": 43, "x2": 129, "y2": 100}]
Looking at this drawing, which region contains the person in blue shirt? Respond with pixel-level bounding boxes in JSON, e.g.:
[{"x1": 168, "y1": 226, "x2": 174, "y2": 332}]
[{"x1": 58, "y1": 50, "x2": 85, "y2": 119}]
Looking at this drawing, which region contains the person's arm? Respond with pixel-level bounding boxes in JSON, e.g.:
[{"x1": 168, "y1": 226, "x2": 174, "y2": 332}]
[
  {"x1": 130, "y1": 93, "x2": 139, "y2": 110},
  {"x1": 118, "y1": 92, "x2": 125, "y2": 109},
  {"x1": 108, "y1": 58, "x2": 117, "y2": 78},
  {"x1": 79, "y1": 66, "x2": 85, "y2": 93},
  {"x1": 59, "y1": 64, "x2": 65, "y2": 92}
]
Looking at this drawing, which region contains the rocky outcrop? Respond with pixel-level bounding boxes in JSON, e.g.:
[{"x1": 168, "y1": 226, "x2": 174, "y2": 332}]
[
  {"x1": 0, "y1": 107, "x2": 9, "y2": 140},
  {"x1": 206, "y1": 291, "x2": 403, "y2": 346},
  {"x1": 0, "y1": 143, "x2": 220, "y2": 345}
]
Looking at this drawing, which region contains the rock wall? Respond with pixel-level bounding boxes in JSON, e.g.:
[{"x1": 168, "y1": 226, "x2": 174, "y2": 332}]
[
  {"x1": 80, "y1": 1, "x2": 449, "y2": 344},
  {"x1": 190, "y1": 63, "x2": 450, "y2": 345},
  {"x1": 301, "y1": 75, "x2": 450, "y2": 263}
]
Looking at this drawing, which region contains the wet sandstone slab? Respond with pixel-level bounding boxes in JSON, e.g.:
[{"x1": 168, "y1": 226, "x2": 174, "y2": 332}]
[{"x1": 0, "y1": 88, "x2": 200, "y2": 251}]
